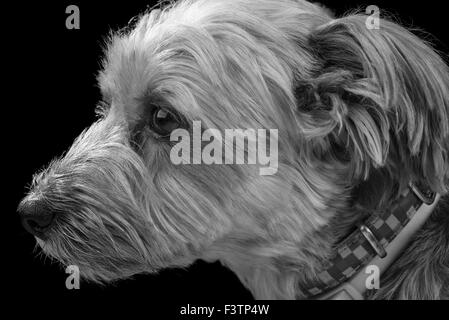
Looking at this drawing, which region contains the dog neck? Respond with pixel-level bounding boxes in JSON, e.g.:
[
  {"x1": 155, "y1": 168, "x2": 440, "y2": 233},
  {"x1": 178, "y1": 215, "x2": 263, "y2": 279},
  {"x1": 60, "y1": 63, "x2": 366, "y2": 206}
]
[
  {"x1": 305, "y1": 182, "x2": 439, "y2": 299},
  {"x1": 204, "y1": 178, "x2": 438, "y2": 299}
]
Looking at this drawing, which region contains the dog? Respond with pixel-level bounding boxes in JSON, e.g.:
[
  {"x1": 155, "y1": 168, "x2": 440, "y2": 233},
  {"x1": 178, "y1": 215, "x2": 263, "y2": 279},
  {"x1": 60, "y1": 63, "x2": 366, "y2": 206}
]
[{"x1": 18, "y1": 0, "x2": 449, "y2": 299}]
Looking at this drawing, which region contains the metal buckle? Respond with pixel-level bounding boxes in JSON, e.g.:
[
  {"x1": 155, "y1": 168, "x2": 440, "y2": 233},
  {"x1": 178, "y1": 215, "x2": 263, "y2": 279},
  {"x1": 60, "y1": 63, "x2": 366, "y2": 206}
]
[
  {"x1": 409, "y1": 182, "x2": 436, "y2": 205},
  {"x1": 360, "y1": 224, "x2": 387, "y2": 258}
]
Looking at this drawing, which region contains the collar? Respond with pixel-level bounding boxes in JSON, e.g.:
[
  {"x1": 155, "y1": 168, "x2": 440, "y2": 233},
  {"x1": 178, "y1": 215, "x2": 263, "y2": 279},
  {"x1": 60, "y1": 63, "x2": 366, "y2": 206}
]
[{"x1": 302, "y1": 181, "x2": 439, "y2": 300}]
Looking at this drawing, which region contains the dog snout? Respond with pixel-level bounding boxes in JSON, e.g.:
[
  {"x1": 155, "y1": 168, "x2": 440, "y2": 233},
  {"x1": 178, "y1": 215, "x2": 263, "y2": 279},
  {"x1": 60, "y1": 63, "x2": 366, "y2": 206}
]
[{"x1": 18, "y1": 199, "x2": 55, "y2": 239}]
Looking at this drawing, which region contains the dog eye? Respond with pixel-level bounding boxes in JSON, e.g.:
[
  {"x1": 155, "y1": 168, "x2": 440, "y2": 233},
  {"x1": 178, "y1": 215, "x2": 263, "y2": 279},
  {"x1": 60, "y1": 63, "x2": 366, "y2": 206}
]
[{"x1": 149, "y1": 107, "x2": 181, "y2": 137}]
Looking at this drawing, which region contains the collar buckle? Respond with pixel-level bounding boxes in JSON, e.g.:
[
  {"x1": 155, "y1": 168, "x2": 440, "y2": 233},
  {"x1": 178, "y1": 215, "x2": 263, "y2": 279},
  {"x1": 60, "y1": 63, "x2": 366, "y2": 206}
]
[
  {"x1": 360, "y1": 224, "x2": 387, "y2": 258},
  {"x1": 409, "y1": 182, "x2": 436, "y2": 205}
]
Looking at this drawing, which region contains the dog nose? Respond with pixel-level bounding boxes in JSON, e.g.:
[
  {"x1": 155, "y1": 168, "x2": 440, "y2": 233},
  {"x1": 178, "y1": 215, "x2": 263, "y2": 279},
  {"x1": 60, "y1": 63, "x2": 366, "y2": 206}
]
[{"x1": 18, "y1": 200, "x2": 55, "y2": 239}]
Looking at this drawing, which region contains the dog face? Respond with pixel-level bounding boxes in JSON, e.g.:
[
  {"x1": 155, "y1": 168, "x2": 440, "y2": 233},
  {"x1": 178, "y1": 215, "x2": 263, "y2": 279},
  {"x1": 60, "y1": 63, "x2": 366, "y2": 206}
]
[{"x1": 19, "y1": 0, "x2": 449, "y2": 292}]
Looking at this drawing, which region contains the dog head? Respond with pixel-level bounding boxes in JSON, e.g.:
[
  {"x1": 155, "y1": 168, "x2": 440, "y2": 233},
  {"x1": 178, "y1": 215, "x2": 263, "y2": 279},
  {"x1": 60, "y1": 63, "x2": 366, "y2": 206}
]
[{"x1": 19, "y1": 0, "x2": 449, "y2": 296}]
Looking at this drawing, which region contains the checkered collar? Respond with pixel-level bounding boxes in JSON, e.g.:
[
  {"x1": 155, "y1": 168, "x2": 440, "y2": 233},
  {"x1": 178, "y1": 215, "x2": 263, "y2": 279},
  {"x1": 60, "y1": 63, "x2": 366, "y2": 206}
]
[{"x1": 302, "y1": 181, "x2": 437, "y2": 299}]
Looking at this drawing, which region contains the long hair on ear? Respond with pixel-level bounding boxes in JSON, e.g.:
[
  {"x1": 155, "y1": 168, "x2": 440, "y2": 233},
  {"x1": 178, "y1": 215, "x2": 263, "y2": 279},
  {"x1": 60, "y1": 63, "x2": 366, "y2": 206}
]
[{"x1": 295, "y1": 13, "x2": 449, "y2": 198}]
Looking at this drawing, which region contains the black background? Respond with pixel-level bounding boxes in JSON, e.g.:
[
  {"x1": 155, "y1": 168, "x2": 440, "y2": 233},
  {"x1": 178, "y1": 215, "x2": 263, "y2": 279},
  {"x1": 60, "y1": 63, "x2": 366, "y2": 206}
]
[{"x1": 6, "y1": 0, "x2": 449, "y2": 308}]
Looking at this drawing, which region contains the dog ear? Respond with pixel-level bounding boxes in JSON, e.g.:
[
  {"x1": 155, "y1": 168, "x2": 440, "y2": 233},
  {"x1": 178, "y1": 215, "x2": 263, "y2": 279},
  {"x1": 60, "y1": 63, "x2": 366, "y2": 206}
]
[{"x1": 295, "y1": 14, "x2": 449, "y2": 192}]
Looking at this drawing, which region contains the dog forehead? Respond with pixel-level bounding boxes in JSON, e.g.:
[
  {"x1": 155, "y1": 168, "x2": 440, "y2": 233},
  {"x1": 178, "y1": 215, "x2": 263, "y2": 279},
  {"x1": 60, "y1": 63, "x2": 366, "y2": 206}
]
[
  {"x1": 96, "y1": 35, "x2": 212, "y2": 126},
  {"x1": 97, "y1": 37, "x2": 153, "y2": 104},
  {"x1": 96, "y1": 0, "x2": 311, "y2": 128},
  {"x1": 96, "y1": 0, "x2": 220, "y2": 106}
]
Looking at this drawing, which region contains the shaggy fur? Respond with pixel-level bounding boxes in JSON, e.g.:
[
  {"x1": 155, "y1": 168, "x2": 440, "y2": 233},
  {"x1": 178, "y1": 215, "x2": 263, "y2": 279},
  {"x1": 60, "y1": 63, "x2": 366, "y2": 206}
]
[{"x1": 19, "y1": 0, "x2": 449, "y2": 299}]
